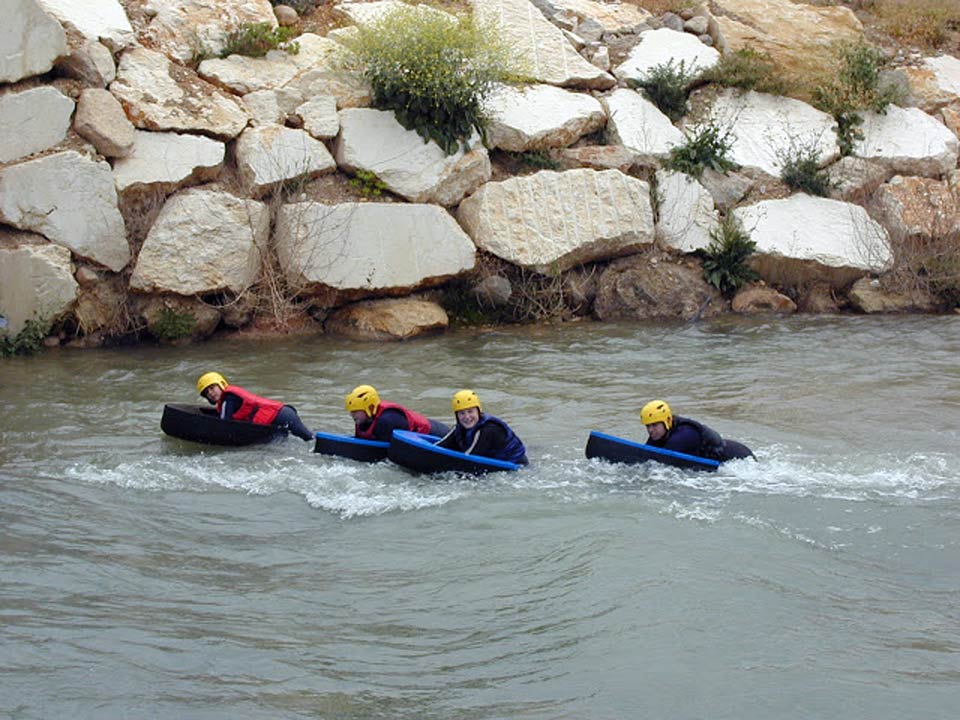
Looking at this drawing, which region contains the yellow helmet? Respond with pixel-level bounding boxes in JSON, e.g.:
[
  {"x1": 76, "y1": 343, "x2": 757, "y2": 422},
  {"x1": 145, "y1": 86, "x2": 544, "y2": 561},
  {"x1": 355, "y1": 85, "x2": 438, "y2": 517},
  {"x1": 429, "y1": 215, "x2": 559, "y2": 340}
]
[
  {"x1": 345, "y1": 384, "x2": 380, "y2": 418},
  {"x1": 197, "y1": 371, "x2": 227, "y2": 395},
  {"x1": 640, "y1": 399, "x2": 673, "y2": 430},
  {"x1": 452, "y1": 389, "x2": 481, "y2": 413}
]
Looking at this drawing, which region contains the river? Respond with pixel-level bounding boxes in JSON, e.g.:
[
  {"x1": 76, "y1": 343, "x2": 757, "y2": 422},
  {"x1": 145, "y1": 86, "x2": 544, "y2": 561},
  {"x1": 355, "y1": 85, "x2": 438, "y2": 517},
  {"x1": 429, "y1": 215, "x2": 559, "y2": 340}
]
[{"x1": 2, "y1": 316, "x2": 958, "y2": 719}]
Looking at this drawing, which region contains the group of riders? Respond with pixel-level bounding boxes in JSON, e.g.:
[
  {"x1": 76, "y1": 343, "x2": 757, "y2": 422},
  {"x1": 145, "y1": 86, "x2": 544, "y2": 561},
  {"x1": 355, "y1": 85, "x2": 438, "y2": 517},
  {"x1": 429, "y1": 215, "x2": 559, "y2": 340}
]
[{"x1": 194, "y1": 372, "x2": 753, "y2": 466}]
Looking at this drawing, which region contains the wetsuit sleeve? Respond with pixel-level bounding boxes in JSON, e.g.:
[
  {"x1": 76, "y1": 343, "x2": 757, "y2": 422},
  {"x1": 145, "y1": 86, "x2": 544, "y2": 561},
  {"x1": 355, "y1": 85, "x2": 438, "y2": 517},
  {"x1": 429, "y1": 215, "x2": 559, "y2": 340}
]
[
  {"x1": 435, "y1": 428, "x2": 459, "y2": 450},
  {"x1": 663, "y1": 425, "x2": 702, "y2": 455},
  {"x1": 370, "y1": 408, "x2": 409, "y2": 442},
  {"x1": 220, "y1": 394, "x2": 242, "y2": 420},
  {"x1": 469, "y1": 423, "x2": 508, "y2": 457}
]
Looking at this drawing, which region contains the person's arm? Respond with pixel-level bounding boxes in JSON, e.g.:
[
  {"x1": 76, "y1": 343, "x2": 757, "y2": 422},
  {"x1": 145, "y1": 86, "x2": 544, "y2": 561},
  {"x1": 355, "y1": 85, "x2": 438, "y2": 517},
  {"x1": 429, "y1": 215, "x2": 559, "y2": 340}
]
[
  {"x1": 663, "y1": 425, "x2": 701, "y2": 455},
  {"x1": 370, "y1": 408, "x2": 409, "y2": 441},
  {"x1": 467, "y1": 423, "x2": 508, "y2": 457},
  {"x1": 220, "y1": 394, "x2": 242, "y2": 420},
  {"x1": 435, "y1": 427, "x2": 458, "y2": 449}
]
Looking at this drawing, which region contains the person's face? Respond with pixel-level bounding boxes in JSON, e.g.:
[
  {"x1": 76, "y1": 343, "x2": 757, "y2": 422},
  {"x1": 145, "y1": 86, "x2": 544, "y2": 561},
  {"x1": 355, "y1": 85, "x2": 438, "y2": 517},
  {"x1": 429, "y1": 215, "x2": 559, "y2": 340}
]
[
  {"x1": 202, "y1": 385, "x2": 223, "y2": 405},
  {"x1": 645, "y1": 422, "x2": 667, "y2": 441},
  {"x1": 456, "y1": 407, "x2": 480, "y2": 429},
  {"x1": 350, "y1": 410, "x2": 370, "y2": 426}
]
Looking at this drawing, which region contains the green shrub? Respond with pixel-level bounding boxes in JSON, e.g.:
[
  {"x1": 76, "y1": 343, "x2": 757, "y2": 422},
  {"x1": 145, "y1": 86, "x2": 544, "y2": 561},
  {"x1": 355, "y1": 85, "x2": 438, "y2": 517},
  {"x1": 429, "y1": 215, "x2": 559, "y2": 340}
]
[
  {"x1": 349, "y1": 170, "x2": 389, "y2": 197},
  {"x1": 151, "y1": 309, "x2": 195, "y2": 341},
  {"x1": 666, "y1": 122, "x2": 736, "y2": 178},
  {"x1": 779, "y1": 146, "x2": 833, "y2": 196},
  {"x1": 628, "y1": 60, "x2": 695, "y2": 121},
  {"x1": 220, "y1": 22, "x2": 300, "y2": 58},
  {"x1": 340, "y1": 5, "x2": 522, "y2": 155},
  {"x1": 812, "y1": 42, "x2": 901, "y2": 156},
  {"x1": 0, "y1": 319, "x2": 48, "y2": 357},
  {"x1": 701, "y1": 216, "x2": 759, "y2": 297},
  {"x1": 699, "y1": 47, "x2": 787, "y2": 95}
]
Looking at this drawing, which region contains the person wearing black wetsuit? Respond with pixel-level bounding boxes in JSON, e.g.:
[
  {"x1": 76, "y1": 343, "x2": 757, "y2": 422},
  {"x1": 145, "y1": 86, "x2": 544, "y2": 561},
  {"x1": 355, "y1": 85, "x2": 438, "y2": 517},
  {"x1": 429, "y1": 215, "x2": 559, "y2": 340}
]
[
  {"x1": 640, "y1": 399, "x2": 754, "y2": 462},
  {"x1": 436, "y1": 390, "x2": 528, "y2": 465},
  {"x1": 345, "y1": 384, "x2": 449, "y2": 442}
]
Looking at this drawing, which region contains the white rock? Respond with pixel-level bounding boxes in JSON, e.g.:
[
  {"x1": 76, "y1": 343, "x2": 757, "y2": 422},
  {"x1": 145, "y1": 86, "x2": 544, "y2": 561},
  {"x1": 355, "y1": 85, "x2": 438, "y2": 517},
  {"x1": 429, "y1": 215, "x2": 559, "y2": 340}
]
[
  {"x1": 198, "y1": 53, "x2": 301, "y2": 95},
  {"x1": 614, "y1": 27, "x2": 720, "y2": 82},
  {"x1": 112, "y1": 131, "x2": 225, "y2": 193},
  {"x1": 2, "y1": 0, "x2": 67, "y2": 83},
  {"x1": 295, "y1": 95, "x2": 340, "y2": 139},
  {"x1": 335, "y1": 108, "x2": 491, "y2": 206},
  {"x1": 234, "y1": 125, "x2": 337, "y2": 197},
  {"x1": 241, "y1": 90, "x2": 284, "y2": 125},
  {"x1": 143, "y1": 0, "x2": 277, "y2": 63},
  {"x1": 734, "y1": 195, "x2": 891, "y2": 279},
  {"x1": 56, "y1": 39, "x2": 116, "y2": 86},
  {"x1": 484, "y1": 83, "x2": 606, "y2": 151},
  {"x1": 275, "y1": 202, "x2": 476, "y2": 293},
  {"x1": 706, "y1": 89, "x2": 839, "y2": 177},
  {"x1": 36, "y1": 0, "x2": 134, "y2": 49},
  {"x1": 0, "y1": 151, "x2": 129, "y2": 272},
  {"x1": 74, "y1": 88, "x2": 135, "y2": 158},
  {"x1": 110, "y1": 47, "x2": 249, "y2": 139},
  {"x1": 854, "y1": 105, "x2": 959, "y2": 178},
  {"x1": 470, "y1": 0, "x2": 615, "y2": 89},
  {"x1": 0, "y1": 87, "x2": 74, "y2": 163},
  {"x1": 130, "y1": 189, "x2": 268, "y2": 295},
  {"x1": 0, "y1": 242, "x2": 78, "y2": 337},
  {"x1": 457, "y1": 168, "x2": 654, "y2": 273},
  {"x1": 603, "y1": 89, "x2": 684, "y2": 164},
  {"x1": 549, "y1": 0, "x2": 650, "y2": 34},
  {"x1": 923, "y1": 55, "x2": 960, "y2": 106},
  {"x1": 654, "y1": 169, "x2": 719, "y2": 253}
]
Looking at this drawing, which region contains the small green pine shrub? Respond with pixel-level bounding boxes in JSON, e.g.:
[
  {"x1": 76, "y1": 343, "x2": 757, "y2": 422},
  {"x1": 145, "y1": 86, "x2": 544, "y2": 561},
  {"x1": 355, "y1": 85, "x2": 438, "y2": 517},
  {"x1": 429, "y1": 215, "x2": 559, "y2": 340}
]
[
  {"x1": 779, "y1": 146, "x2": 833, "y2": 196},
  {"x1": 628, "y1": 60, "x2": 695, "y2": 121},
  {"x1": 220, "y1": 22, "x2": 300, "y2": 59},
  {"x1": 699, "y1": 47, "x2": 787, "y2": 95},
  {"x1": 349, "y1": 170, "x2": 388, "y2": 197},
  {"x1": 812, "y1": 42, "x2": 901, "y2": 156},
  {"x1": 151, "y1": 309, "x2": 195, "y2": 341},
  {"x1": 0, "y1": 319, "x2": 48, "y2": 357},
  {"x1": 340, "y1": 5, "x2": 523, "y2": 155},
  {"x1": 701, "y1": 216, "x2": 759, "y2": 297},
  {"x1": 667, "y1": 122, "x2": 736, "y2": 178}
]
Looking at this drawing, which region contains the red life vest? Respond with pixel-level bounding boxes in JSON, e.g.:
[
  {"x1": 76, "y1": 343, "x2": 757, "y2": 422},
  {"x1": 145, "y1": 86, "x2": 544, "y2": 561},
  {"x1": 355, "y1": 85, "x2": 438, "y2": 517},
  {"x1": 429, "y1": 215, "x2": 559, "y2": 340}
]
[
  {"x1": 355, "y1": 401, "x2": 432, "y2": 439},
  {"x1": 218, "y1": 385, "x2": 284, "y2": 425}
]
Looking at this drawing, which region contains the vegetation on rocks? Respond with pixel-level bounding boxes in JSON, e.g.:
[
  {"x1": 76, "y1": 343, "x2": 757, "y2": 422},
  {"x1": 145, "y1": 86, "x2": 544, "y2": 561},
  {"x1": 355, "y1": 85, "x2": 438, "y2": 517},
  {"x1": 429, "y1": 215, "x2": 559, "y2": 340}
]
[
  {"x1": 779, "y1": 145, "x2": 833, "y2": 196},
  {"x1": 0, "y1": 320, "x2": 48, "y2": 358},
  {"x1": 348, "y1": 170, "x2": 389, "y2": 198},
  {"x1": 340, "y1": 5, "x2": 522, "y2": 155},
  {"x1": 220, "y1": 22, "x2": 300, "y2": 58},
  {"x1": 700, "y1": 217, "x2": 759, "y2": 298},
  {"x1": 149, "y1": 309, "x2": 196, "y2": 342},
  {"x1": 864, "y1": 0, "x2": 960, "y2": 49},
  {"x1": 698, "y1": 48, "x2": 788, "y2": 96},
  {"x1": 629, "y1": 60, "x2": 695, "y2": 121},
  {"x1": 666, "y1": 122, "x2": 736, "y2": 178}
]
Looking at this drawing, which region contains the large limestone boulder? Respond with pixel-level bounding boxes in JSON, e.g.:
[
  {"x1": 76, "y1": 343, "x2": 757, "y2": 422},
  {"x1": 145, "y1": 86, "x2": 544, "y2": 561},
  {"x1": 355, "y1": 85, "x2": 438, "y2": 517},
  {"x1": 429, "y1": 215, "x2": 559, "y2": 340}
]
[
  {"x1": 603, "y1": 89, "x2": 684, "y2": 164},
  {"x1": 325, "y1": 298, "x2": 449, "y2": 341},
  {"x1": 143, "y1": 0, "x2": 277, "y2": 64},
  {"x1": 593, "y1": 254, "x2": 725, "y2": 321},
  {"x1": 655, "y1": 170, "x2": 719, "y2": 253},
  {"x1": 710, "y1": 0, "x2": 862, "y2": 81},
  {"x1": 335, "y1": 108, "x2": 491, "y2": 206},
  {"x1": 902, "y1": 55, "x2": 960, "y2": 112},
  {"x1": 197, "y1": 34, "x2": 335, "y2": 94},
  {"x1": 457, "y1": 169, "x2": 654, "y2": 274},
  {"x1": 55, "y1": 38, "x2": 116, "y2": 87},
  {"x1": 234, "y1": 125, "x2": 337, "y2": 197},
  {"x1": 734, "y1": 195, "x2": 891, "y2": 289},
  {"x1": 130, "y1": 189, "x2": 268, "y2": 296},
  {"x1": 706, "y1": 89, "x2": 839, "y2": 177},
  {"x1": 469, "y1": 0, "x2": 615, "y2": 89},
  {"x1": 0, "y1": 241, "x2": 77, "y2": 337},
  {"x1": 0, "y1": 87, "x2": 75, "y2": 163},
  {"x1": 275, "y1": 202, "x2": 476, "y2": 299},
  {"x1": 295, "y1": 95, "x2": 340, "y2": 139},
  {"x1": 869, "y1": 175, "x2": 960, "y2": 243},
  {"x1": 110, "y1": 48, "x2": 249, "y2": 140},
  {"x1": 2, "y1": 0, "x2": 66, "y2": 83},
  {"x1": 854, "y1": 106, "x2": 959, "y2": 179},
  {"x1": 36, "y1": 0, "x2": 134, "y2": 49},
  {"x1": 545, "y1": 0, "x2": 651, "y2": 35},
  {"x1": 483, "y1": 83, "x2": 606, "y2": 152},
  {"x1": 74, "y1": 88, "x2": 135, "y2": 158},
  {"x1": 112, "y1": 131, "x2": 225, "y2": 193},
  {"x1": 613, "y1": 27, "x2": 720, "y2": 83},
  {"x1": 847, "y1": 277, "x2": 941, "y2": 314},
  {"x1": 0, "y1": 151, "x2": 128, "y2": 272}
]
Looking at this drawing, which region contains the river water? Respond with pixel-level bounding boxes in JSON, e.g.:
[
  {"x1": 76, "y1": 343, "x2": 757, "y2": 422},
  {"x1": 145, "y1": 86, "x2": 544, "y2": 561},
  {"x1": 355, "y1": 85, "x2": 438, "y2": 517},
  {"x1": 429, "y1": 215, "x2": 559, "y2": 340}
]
[{"x1": 2, "y1": 316, "x2": 959, "y2": 719}]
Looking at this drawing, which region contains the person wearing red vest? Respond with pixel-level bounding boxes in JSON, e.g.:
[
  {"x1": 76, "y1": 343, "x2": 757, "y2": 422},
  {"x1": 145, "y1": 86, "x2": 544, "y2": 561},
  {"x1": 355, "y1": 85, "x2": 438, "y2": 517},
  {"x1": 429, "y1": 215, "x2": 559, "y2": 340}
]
[
  {"x1": 345, "y1": 384, "x2": 449, "y2": 442},
  {"x1": 196, "y1": 372, "x2": 314, "y2": 441}
]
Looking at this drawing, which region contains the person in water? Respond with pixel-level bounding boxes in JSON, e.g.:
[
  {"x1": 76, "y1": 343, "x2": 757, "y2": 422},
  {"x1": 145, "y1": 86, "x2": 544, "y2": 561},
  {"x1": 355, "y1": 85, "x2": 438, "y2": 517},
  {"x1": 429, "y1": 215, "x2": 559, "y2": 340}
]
[
  {"x1": 435, "y1": 390, "x2": 528, "y2": 465},
  {"x1": 345, "y1": 384, "x2": 449, "y2": 442},
  {"x1": 196, "y1": 372, "x2": 314, "y2": 441},
  {"x1": 640, "y1": 399, "x2": 754, "y2": 461}
]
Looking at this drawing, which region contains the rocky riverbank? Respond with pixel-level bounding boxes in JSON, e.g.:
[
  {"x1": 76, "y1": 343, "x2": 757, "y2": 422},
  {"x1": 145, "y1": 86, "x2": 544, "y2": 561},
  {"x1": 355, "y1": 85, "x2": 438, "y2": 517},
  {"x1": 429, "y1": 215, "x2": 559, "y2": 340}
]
[{"x1": 1, "y1": 0, "x2": 959, "y2": 353}]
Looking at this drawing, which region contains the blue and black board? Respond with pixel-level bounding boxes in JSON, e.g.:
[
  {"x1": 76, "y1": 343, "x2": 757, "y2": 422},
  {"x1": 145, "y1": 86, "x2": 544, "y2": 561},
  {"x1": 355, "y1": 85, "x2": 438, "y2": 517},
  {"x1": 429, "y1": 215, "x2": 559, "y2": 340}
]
[
  {"x1": 585, "y1": 430, "x2": 720, "y2": 472},
  {"x1": 313, "y1": 431, "x2": 389, "y2": 462},
  {"x1": 388, "y1": 429, "x2": 523, "y2": 476},
  {"x1": 161, "y1": 403, "x2": 287, "y2": 446}
]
